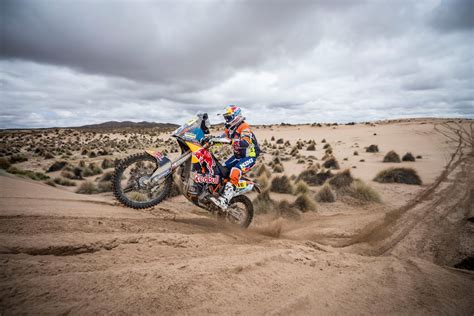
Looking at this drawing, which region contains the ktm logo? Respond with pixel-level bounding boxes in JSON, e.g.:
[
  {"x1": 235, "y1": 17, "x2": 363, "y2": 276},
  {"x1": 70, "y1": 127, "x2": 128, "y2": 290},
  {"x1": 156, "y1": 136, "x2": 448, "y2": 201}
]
[{"x1": 193, "y1": 173, "x2": 220, "y2": 184}]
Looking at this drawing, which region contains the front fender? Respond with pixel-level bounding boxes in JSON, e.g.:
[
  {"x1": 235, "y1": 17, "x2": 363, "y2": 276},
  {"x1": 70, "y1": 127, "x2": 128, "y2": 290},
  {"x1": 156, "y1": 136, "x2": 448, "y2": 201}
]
[{"x1": 145, "y1": 150, "x2": 173, "y2": 181}]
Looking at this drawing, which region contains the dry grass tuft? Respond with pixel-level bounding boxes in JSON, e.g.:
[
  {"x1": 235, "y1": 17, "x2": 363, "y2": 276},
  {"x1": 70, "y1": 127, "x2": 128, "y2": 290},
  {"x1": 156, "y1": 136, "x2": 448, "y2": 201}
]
[
  {"x1": 270, "y1": 175, "x2": 293, "y2": 194},
  {"x1": 297, "y1": 168, "x2": 332, "y2": 186},
  {"x1": 329, "y1": 169, "x2": 353, "y2": 189},
  {"x1": 0, "y1": 157, "x2": 11, "y2": 170},
  {"x1": 347, "y1": 179, "x2": 381, "y2": 203},
  {"x1": 294, "y1": 180, "x2": 310, "y2": 195},
  {"x1": 366, "y1": 144, "x2": 379, "y2": 153},
  {"x1": 383, "y1": 150, "x2": 401, "y2": 163},
  {"x1": 76, "y1": 181, "x2": 99, "y2": 194},
  {"x1": 374, "y1": 167, "x2": 422, "y2": 185},
  {"x1": 53, "y1": 177, "x2": 76, "y2": 186},
  {"x1": 323, "y1": 157, "x2": 340, "y2": 169},
  {"x1": 315, "y1": 183, "x2": 336, "y2": 202},
  {"x1": 402, "y1": 152, "x2": 415, "y2": 161},
  {"x1": 292, "y1": 193, "x2": 317, "y2": 212}
]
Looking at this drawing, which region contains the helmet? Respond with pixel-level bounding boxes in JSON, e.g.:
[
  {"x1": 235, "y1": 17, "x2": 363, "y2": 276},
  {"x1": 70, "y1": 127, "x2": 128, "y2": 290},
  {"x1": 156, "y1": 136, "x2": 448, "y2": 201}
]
[{"x1": 222, "y1": 105, "x2": 243, "y2": 129}]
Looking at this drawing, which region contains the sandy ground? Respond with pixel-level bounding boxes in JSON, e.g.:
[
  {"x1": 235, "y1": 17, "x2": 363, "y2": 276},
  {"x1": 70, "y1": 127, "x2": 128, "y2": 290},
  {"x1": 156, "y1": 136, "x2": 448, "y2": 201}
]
[{"x1": 1, "y1": 119, "x2": 473, "y2": 315}]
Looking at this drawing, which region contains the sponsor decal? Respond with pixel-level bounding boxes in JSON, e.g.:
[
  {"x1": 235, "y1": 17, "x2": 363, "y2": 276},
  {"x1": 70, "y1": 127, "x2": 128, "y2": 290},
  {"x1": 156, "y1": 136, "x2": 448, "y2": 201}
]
[
  {"x1": 193, "y1": 173, "x2": 220, "y2": 184},
  {"x1": 193, "y1": 148, "x2": 216, "y2": 174},
  {"x1": 152, "y1": 151, "x2": 164, "y2": 161},
  {"x1": 184, "y1": 132, "x2": 197, "y2": 139}
]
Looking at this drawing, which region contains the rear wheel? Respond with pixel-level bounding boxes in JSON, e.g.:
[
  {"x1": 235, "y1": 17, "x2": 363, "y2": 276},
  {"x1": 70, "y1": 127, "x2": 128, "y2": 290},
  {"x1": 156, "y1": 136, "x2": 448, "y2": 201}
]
[
  {"x1": 224, "y1": 195, "x2": 254, "y2": 229},
  {"x1": 112, "y1": 153, "x2": 172, "y2": 209}
]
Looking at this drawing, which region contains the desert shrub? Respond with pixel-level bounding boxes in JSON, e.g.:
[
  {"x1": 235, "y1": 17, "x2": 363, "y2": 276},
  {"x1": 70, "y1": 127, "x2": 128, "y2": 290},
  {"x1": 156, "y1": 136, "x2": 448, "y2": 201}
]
[
  {"x1": 402, "y1": 152, "x2": 415, "y2": 161},
  {"x1": 294, "y1": 180, "x2": 310, "y2": 195},
  {"x1": 9, "y1": 154, "x2": 28, "y2": 164},
  {"x1": 383, "y1": 150, "x2": 401, "y2": 163},
  {"x1": 272, "y1": 163, "x2": 284, "y2": 173},
  {"x1": 307, "y1": 143, "x2": 316, "y2": 151},
  {"x1": 292, "y1": 193, "x2": 317, "y2": 212},
  {"x1": 353, "y1": 151, "x2": 359, "y2": 156},
  {"x1": 53, "y1": 177, "x2": 76, "y2": 186},
  {"x1": 297, "y1": 169, "x2": 332, "y2": 186},
  {"x1": 97, "y1": 180, "x2": 112, "y2": 193},
  {"x1": 323, "y1": 143, "x2": 331, "y2": 149},
  {"x1": 47, "y1": 161, "x2": 68, "y2": 172},
  {"x1": 270, "y1": 175, "x2": 293, "y2": 194},
  {"x1": 366, "y1": 145, "x2": 379, "y2": 153},
  {"x1": 271, "y1": 136, "x2": 275, "y2": 141},
  {"x1": 276, "y1": 200, "x2": 301, "y2": 220},
  {"x1": 276, "y1": 138, "x2": 284, "y2": 144},
  {"x1": 315, "y1": 184, "x2": 336, "y2": 202},
  {"x1": 101, "y1": 158, "x2": 115, "y2": 169},
  {"x1": 256, "y1": 164, "x2": 271, "y2": 178},
  {"x1": 45, "y1": 179, "x2": 56, "y2": 187},
  {"x1": 127, "y1": 192, "x2": 148, "y2": 201},
  {"x1": 7, "y1": 167, "x2": 50, "y2": 181},
  {"x1": 321, "y1": 138, "x2": 326, "y2": 143},
  {"x1": 374, "y1": 167, "x2": 422, "y2": 185},
  {"x1": 323, "y1": 157, "x2": 340, "y2": 169},
  {"x1": 43, "y1": 152, "x2": 55, "y2": 159},
  {"x1": 347, "y1": 179, "x2": 381, "y2": 203},
  {"x1": 253, "y1": 189, "x2": 275, "y2": 214},
  {"x1": 290, "y1": 146, "x2": 299, "y2": 156},
  {"x1": 257, "y1": 173, "x2": 270, "y2": 189},
  {"x1": 76, "y1": 181, "x2": 99, "y2": 194},
  {"x1": 297, "y1": 159, "x2": 305, "y2": 164},
  {"x1": 0, "y1": 157, "x2": 11, "y2": 170},
  {"x1": 416, "y1": 155, "x2": 422, "y2": 159},
  {"x1": 88, "y1": 151, "x2": 97, "y2": 158},
  {"x1": 329, "y1": 169, "x2": 353, "y2": 189}
]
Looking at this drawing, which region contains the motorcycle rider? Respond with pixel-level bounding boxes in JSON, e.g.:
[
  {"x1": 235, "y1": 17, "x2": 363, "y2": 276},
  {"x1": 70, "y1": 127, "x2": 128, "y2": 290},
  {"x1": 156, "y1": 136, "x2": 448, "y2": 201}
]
[{"x1": 206, "y1": 105, "x2": 260, "y2": 209}]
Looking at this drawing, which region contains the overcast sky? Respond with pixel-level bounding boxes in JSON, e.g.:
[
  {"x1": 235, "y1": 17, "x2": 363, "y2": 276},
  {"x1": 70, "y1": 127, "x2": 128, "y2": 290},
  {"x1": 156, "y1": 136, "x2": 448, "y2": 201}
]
[{"x1": 1, "y1": 0, "x2": 473, "y2": 128}]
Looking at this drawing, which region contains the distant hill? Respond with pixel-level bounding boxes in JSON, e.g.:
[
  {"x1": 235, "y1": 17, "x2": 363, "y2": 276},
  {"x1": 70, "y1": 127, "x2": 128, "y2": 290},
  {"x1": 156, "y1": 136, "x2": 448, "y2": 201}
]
[{"x1": 76, "y1": 121, "x2": 179, "y2": 129}]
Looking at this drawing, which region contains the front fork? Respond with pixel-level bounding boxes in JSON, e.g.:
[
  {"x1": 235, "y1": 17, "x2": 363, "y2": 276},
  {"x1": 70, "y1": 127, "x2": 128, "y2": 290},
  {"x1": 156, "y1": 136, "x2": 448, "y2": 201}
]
[{"x1": 143, "y1": 150, "x2": 192, "y2": 185}]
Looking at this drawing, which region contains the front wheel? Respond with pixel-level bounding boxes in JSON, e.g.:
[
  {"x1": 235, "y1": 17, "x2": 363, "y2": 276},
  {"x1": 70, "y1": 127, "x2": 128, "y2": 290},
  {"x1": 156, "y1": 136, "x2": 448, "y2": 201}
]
[
  {"x1": 112, "y1": 153, "x2": 173, "y2": 209},
  {"x1": 224, "y1": 195, "x2": 254, "y2": 229}
]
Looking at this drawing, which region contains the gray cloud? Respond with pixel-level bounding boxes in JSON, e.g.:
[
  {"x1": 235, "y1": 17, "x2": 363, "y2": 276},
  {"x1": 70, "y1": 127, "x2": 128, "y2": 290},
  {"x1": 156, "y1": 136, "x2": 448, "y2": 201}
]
[{"x1": 0, "y1": 0, "x2": 473, "y2": 128}]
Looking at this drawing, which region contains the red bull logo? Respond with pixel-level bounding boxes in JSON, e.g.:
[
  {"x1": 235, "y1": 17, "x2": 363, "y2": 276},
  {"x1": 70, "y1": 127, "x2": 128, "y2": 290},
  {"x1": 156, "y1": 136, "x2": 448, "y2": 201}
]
[
  {"x1": 193, "y1": 148, "x2": 215, "y2": 175},
  {"x1": 193, "y1": 173, "x2": 220, "y2": 184}
]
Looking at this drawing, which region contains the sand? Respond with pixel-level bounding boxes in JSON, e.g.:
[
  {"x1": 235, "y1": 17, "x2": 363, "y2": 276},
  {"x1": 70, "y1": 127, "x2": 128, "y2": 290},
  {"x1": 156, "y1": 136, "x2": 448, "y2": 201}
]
[{"x1": 0, "y1": 119, "x2": 473, "y2": 315}]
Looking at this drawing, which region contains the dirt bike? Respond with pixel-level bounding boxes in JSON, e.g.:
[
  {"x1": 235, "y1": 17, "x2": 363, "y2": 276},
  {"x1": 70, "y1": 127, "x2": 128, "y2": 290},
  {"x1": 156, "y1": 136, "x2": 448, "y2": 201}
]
[{"x1": 112, "y1": 113, "x2": 260, "y2": 228}]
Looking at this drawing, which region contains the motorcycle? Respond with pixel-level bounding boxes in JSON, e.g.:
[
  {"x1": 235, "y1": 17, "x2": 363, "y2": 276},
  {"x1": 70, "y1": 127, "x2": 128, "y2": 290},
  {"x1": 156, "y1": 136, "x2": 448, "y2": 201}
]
[{"x1": 112, "y1": 113, "x2": 260, "y2": 228}]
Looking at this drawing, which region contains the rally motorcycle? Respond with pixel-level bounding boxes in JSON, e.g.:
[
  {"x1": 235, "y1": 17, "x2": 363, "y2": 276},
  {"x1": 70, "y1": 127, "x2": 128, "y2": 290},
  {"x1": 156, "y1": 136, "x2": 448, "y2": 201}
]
[{"x1": 112, "y1": 113, "x2": 260, "y2": 228}]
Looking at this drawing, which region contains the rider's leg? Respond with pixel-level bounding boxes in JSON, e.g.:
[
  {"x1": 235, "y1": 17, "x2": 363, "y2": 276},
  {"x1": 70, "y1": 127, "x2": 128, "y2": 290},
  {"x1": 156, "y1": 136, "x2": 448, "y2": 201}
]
[{"x1": 215, "y1": 157, "x2": 257, "y2": 209}]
